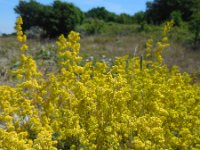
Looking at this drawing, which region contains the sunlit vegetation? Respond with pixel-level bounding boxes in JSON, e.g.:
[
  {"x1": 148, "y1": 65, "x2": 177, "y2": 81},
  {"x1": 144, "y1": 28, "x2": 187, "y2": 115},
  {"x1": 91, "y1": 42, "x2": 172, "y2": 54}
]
[{"x1": 0, "y1": 17, "x2": 199, "y2": 150}]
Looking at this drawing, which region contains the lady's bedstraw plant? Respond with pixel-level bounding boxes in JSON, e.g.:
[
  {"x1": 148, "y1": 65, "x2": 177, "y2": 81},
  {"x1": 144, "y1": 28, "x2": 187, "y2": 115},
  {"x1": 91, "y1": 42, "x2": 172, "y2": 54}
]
[
  {"x1": 0, "y1": 17, "x2": 199, "y2": 150},
  {"x1": 145, "y1": 20, "x2": 173, "y2": 65}
]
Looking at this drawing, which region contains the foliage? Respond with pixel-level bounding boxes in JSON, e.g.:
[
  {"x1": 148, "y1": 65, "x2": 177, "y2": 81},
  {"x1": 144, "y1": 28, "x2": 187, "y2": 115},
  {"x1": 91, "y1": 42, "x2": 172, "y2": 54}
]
[
  {"x1": 133, "y1": 11, "x2": 146, "y2": 24},
  {"x1": 50, "y1": 1, "x2": 84, "y2": 37},
  {"x1": 85, "y1": 7, "x2": 134, "y2": 25},
  {"x1": 0, "y1": 17, "x2": 199, "y2": 150},
  {"x1": 189, "y1": 11, "x2": 200, "y2": 45},
  {"x1": 85, "y1": 7, "x2": 117, "y2": 22},
  {"x1": 132, "y1": 11, "x2": 148, "y2": 32},
  {"x1": 14, "y1": 0, "x2": 84, "y2": 38},
  {"x1": 76, "y1": 19, "x2": 105, "y2": 35},
  {"x1": 116, "y1": 13, "x2": 134, "y2": 24},
  {"x1": 14, "y1": 0, "x2": 44, "y2": 31},
  {"x1": 170, "y1": 11, "x2": 183, "y2": 27},
  {"x1": 25, "y1": 26, "x2": 46, "y2": 39},
  {"x1": 146, "y1": 0, "x2": 197, "y2": 24}
]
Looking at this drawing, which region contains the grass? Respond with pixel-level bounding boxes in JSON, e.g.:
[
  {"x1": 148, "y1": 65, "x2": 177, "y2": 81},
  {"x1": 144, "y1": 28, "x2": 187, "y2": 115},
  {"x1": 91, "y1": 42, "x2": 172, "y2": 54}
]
[{"x1": 1, "y1": 23, "x2": 200, "y2": 84}]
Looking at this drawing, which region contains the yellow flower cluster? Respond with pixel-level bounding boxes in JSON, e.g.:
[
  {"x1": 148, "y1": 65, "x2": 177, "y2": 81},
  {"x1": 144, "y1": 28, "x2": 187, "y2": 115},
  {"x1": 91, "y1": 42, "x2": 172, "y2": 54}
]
[
  {"x1": 13, "y1": 17, "x2": 41, "y2": 83},
  {"x1": 0, "y1": 17, "x2": 199, "y2": 149},
  {"x1": 146, "y1": 20, "x2": 174, "y2": 64},
  {"x1": 15, "y1": 17, "x2": 28, "y2": 52}
]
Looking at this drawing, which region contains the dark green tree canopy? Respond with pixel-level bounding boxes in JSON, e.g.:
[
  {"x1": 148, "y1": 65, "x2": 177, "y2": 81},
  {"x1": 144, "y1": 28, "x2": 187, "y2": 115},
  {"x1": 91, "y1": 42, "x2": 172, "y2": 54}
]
[
  {"x1": 116, "y1": 13, "x2": 134, "y2": 24},
  {"x1": 50, "y1": 1, "x2": 84, "y2": 37},
  {"x1": 14, "y1": 0, "x2": 45, "y2": 30},
  {"x1": 86, "y1": 7, "x2": 135, "y2": 24},
  {"x1": 133, "y1": 11, "x2": 146, "y2": 24},
  {"x1": 146, "y1": 0, "x2": 198, "y2": 24},
  {"x1": 189, "y1": 11, "x2": 200, "y2": 44},
  {"x1": 85, "y1": 7, "x2": 117, "y2": 22},
  {"x1": 15, "y1": 0, "x2": 84, "y2": 38}
]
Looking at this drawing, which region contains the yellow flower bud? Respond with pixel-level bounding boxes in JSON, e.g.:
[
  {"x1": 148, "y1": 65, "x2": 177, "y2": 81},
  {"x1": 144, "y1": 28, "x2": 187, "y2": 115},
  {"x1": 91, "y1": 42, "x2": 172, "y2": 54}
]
[{"x1": 20, "y1": 44, "x2": 28, "y2": 52}]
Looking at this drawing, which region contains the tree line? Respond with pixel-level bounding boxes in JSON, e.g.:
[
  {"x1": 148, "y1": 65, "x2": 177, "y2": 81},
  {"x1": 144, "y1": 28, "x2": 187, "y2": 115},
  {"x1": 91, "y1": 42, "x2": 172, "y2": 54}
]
[
  {"x1": 14, "y1": 0, "x2": 148, "y2": 37},
  {"x1": 15, "y1": 0, "x2": 200, "y2": 41}
]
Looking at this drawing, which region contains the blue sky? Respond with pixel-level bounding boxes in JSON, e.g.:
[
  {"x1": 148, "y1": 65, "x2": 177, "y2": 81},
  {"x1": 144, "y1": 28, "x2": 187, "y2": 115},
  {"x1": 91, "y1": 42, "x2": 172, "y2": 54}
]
[{"x1": 0, "y1": 0, "x2": 151, "y2": 34}]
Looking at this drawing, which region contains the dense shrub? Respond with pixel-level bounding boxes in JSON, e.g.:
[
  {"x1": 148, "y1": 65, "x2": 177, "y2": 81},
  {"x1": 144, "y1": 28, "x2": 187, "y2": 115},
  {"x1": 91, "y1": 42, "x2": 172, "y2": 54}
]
[
  {"x1": 133, "y1": 11, "x2": 146, "y2": 24},
  {"x1": 170, "y1": 11, "x2": 183, "y2": 27},
  {"x1": 189, "y1": 11, "x2": 200, "y2": 45},
  {"x1": 15, "y1": 0, "x2": 84, "y2": 38},
  {"x1": 25, "y1": 26, "x2": 46, "y2": 39},
  {"x1": 76, "y1": 19, "x2": 105, "y2": 35},
  {"x1": 116, "y1": 13, "x2": 134, "y2": 24},
  {"x1": 86, "y1": 7, "x2": 117, "y2": 22},
  {"x1": 146, "y1": 0, "x2": 196, "y2": 24},
  {"x1": 85, "y1": 7, "x2": 134, "y2": 25},
  {"x1": 0, "y1": 18, "x2": 199, "y2": 149}
]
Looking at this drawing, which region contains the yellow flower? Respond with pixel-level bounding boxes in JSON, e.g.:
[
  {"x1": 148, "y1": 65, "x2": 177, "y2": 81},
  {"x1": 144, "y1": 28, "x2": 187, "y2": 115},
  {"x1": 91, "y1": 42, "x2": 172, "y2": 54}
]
[
  {"x1": 20, "y1": 44, "x2": 28, "y2": 51},
  {"x1": 68, "y1": 31, "x2": 80, "y2": 42},
  {"x1": 0, "y1": 17, "x2": 199, "y2": 150}
]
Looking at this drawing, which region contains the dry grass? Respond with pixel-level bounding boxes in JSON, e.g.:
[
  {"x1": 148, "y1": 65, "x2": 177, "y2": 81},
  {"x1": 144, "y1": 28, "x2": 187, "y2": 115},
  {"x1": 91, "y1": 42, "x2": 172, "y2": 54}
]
[
  {"x1": 80, "y1": 34, "x2": 147, "y2": 58},
  {"x1": 1, "y1": 33, "x2": 200, "y2": 84}
]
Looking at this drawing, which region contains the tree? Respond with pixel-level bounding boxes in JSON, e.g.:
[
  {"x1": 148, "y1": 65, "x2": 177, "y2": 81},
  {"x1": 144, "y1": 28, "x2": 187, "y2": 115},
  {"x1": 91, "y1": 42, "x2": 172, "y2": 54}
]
[
  {"x1": 132, "y1": 11, "x2": 147, "y2": 31},
  {"x1": 86, "y1": 7, "x2": 117, "y2": 22},
  {"x1": 50, "y1": 1, "x2": 84, "y2": 37},
  {"x1": 170, "y1": 11, "x2": 182, "y2": 26},
  {"x1": 146, "y1": 0, "x2": 196, "y2": 24},
  {"x1": 133, "y1": 11, "x2": 146, "y2": 24},
  {"x1": 14, "y1": 0, "x2": 45, "y2": 31},
  {"x1": 189, "y1": 11, "x2": 200, "y2": 45},
  {"x1": 14, "y1": 0, "x2": 84, "y2": 38},
  {"x1": 116, "y1": 13, "x2": 133, "y2": 24}
]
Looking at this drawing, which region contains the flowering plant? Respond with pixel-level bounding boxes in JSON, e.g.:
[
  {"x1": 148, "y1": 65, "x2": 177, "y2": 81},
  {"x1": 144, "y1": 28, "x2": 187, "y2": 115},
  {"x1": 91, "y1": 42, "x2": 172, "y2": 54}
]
[{"x1": 0, "y1": 17, "x2": 199, "y2": 150}]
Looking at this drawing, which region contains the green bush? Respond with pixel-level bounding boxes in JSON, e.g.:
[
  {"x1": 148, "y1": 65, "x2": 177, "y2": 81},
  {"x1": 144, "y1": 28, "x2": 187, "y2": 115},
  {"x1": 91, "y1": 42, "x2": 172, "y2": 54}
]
[
  {"x1": 85, "y1": 7, "x2": 117, "y2": 22},
  {"x1": 76, "y1": 19, "x2": 105, "y2": 35},
  {"x1": 189, "y1": 11, "x2": 200, "y2": 45},
  {"x1": 15, "y1": 0, "x2": 84, "y2": 38},
  {"x1": 170, "y1": 11, "x2": 183, "y2": 27}
]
